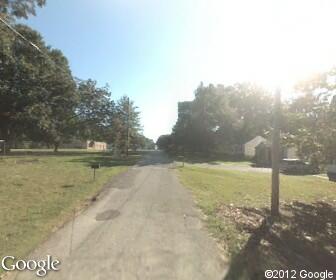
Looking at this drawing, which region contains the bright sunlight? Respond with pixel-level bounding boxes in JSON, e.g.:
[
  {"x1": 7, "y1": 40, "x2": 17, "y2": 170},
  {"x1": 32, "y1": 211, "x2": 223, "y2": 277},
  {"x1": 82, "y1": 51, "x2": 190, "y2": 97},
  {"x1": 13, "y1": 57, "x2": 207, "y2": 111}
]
[{"x1": 185, "y1": 0, "x2": 336, "y2": 94}]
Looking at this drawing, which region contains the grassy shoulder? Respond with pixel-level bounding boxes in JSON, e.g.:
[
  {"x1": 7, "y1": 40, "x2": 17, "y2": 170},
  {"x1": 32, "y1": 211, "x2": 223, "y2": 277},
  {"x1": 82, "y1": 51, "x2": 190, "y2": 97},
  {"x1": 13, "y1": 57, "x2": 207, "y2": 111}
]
[
  {"x1": 212, "y1": 161, "x2": 251, "y2": 166},
  {"x1": 178, "y1": 166, "x2": 336, "y2": 279},
  {"x1": 0, "y1": 150, "x2": 140, "y2": 274},
  {"x1": 172, "y1": 152, "x2": 249, "y2": 164}
]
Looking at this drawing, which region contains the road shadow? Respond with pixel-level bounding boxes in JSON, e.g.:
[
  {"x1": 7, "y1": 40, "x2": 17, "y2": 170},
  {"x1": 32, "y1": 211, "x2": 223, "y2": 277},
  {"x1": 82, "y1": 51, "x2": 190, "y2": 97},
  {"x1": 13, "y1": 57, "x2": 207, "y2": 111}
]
[
  {"x1": 136, "y1": 151, "x2": 174, "y2": 166},
  {"x1": 67, "y1": 152, "x2": 143, "y2": 167},
  {"x1": 224, "y1": 201, "x2": 336, "y2": 280},
  {"x1": 66, "y1": 151, "x2": 173, "y2": 168}
]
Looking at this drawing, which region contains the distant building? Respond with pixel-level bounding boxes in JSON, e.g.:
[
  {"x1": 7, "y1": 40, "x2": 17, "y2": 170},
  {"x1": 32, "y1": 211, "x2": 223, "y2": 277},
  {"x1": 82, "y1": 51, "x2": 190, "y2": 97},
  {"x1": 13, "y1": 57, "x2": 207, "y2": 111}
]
[
  {"x1": 244, "y1": 135, "x2": 298, "y2": 164},
  {"x1": 216, "y1": 144, "x2": 244, "y2": 156},
  {"x1": 286, "y1": 147, "x2": 298, "y2": 159},
  {"x1": 255, "y1": 142, "x2": 272, "y2": 166},
  {"x1": 244, "y1": 136, "x2": 266, "y2": 157},
  {"x1": 61, "y1": 139, "x2": 107, "y2": 150},
  {"x1": 61, "y1": 139, "x2": 86, "y2": 149},
  {"x1": 254, "y1": 141, "x2": 298, "y2": 167},
  {"x1": 87, "y1": 140, "x2": 107, "y2": 151}
]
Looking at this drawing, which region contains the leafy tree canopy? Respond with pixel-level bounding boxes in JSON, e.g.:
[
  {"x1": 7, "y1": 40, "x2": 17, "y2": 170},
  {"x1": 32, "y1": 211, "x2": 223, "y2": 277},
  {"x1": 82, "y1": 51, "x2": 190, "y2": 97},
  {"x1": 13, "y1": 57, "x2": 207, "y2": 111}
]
[{"x1": 0, "y1": 0, "x2": 46, "y2": 19}]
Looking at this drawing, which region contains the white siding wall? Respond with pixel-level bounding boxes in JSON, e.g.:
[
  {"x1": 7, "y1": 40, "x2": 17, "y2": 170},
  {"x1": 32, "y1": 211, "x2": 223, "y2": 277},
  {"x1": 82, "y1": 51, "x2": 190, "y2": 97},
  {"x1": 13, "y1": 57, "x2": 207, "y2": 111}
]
[
  {"x1": 286, "y1": 147, "x2": 297, "y2": 159},
  {"x1": 87, "y1": 140, "x2": 107, "y2": 151},
  {"x1": 244, "y1": 136, "x2": 266, "y2": 157}
]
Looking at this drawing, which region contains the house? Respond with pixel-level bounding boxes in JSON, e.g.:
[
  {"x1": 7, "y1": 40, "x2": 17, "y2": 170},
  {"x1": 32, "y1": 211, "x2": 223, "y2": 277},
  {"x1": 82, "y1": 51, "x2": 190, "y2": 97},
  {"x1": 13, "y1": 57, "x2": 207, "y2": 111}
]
[
  {"x1": 254, "y1": 141, "x2": 298, "y2": 167},
  {"x1": 244, "y1": 136, "x2": 266, "y2": 157},
  {"x1": 60, "y1": 139, "x2": 107, "y2": 151},
  {"x1": 255, "y1": 142, "x2": 272, "y2": 166},
  {"x1": 87, "y1": 140, "x2": 107, "y2": 151},
  {"x1": 286, "y1": 147, "x2": 297, "y2": 159},
  {"x1": 215, "y1": 143, "x2": 244, "y2": 157}
]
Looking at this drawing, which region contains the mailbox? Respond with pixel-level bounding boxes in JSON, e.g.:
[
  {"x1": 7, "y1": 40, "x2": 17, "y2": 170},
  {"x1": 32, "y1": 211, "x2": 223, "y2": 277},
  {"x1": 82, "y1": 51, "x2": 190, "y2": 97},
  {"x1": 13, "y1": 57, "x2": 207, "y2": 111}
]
[
  {"x1": 91, "y1": 163, "x2": 100, "y2": 180},
  {"x1": 91, "y1": 163, "x2": 100, "y2": 169}
]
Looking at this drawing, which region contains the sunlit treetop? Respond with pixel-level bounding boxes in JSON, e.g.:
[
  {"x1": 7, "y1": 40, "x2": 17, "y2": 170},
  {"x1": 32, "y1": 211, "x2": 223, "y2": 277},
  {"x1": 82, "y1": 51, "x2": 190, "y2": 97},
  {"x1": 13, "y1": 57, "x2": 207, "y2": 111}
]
[{"x1": 0, "y1": 0, "x2": 46, "y2": 19}]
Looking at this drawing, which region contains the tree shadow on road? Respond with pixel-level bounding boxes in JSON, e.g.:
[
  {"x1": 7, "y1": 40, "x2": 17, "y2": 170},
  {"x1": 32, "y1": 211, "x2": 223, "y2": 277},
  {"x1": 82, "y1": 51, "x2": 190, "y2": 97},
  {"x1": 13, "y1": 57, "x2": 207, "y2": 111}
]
[
  {"x1": 224, "y1": 201, "x2": 336, "y2": 280},
  {"x1": 66, "y1": 150, "x2": 175, "y2": 167},
  {"x1": 136, "y1": 151, "x2": 175, "y2": 166},
  {"x1": 67, "y1": 153, "x2": 142, "y2": 167}
]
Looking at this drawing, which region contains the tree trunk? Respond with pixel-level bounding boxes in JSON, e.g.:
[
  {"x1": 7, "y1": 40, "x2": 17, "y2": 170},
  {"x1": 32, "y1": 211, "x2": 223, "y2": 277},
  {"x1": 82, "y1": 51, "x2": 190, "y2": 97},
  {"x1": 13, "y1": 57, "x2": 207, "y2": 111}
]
[{"x1": 53, "y1": 142, "x2": 59, "y2": 153}]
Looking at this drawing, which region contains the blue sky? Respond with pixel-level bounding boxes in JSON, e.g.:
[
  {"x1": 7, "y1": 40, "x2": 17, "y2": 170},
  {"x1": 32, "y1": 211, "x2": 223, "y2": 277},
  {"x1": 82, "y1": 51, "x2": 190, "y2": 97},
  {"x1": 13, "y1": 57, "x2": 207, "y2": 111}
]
[{"x1": 23, "y1": 0, "x2": 336, "y2": 141}]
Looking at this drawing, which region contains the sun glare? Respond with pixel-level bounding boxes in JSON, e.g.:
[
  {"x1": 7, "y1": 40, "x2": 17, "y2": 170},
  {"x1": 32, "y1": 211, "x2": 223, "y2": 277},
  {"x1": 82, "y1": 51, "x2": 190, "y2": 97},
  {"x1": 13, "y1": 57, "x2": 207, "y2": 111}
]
[{"x1": 190, "y1": 0, "x2": 336, "y2": 97}]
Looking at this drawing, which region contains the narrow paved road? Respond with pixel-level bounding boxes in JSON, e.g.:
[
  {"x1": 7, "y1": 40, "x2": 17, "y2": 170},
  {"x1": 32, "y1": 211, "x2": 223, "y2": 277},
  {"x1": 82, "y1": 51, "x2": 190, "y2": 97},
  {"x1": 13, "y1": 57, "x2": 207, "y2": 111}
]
[{"x1": 14, "y1": 152, "x2": 226, "y2": 280}]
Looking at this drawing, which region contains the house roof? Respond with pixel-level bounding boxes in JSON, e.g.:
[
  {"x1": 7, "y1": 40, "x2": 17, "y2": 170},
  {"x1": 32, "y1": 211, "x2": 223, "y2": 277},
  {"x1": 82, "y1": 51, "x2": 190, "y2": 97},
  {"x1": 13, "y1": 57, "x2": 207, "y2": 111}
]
[
  {"x1": 244, "y1": 136, "x2": 266, "y2": 146},
  {"x1": 255, "y1": 141, "x2": 271, "y2": 148}
]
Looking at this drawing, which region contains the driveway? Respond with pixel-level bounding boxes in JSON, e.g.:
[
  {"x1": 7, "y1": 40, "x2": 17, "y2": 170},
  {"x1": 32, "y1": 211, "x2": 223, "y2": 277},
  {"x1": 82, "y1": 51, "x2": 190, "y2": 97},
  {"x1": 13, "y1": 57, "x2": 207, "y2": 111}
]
[
  {"x1": 12, "y1": 152, "x2": 226, "y2": 280},
  {"x1": 187, "y1": 162, "x2": 330, "y2": 180},
  {"x1": 187, "y1": 162, "x2": 271, "y2": 173}
]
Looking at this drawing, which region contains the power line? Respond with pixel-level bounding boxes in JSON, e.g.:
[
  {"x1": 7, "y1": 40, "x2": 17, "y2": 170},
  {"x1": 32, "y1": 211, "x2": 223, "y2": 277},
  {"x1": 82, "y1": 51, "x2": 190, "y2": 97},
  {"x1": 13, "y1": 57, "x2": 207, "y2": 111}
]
[
  {"x1": 0, "y1": 15, "x2": 70, "y2": 75},
  {"x1": 0, "y1": 15, "x2": 81, "y2": 120},
  {"x1": 0, "y1": 15, "x2": 114, "y2": 127},
  {"x1": 0, "y1": 16, "x2": 41, "y2": 52}
]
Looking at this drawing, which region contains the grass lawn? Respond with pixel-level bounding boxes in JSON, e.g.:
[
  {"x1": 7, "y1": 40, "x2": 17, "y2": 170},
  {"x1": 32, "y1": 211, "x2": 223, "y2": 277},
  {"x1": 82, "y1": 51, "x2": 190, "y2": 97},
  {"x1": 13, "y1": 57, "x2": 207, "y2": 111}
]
[
  {"x1": 173, "y1": 152, "x2": 249, "y2": 164},
  {"x1": 213, "y1": 161, "x2": 251, "y2": 166},
  {"x1": 0, "y1": 150, "x2": 140, "y2": 275},
  {"x1": 178, "y1": 166, "x2": 336, "y2": 279},
  {"x1": 174, "y1": 155, "x2": 252, "y2": 168}
]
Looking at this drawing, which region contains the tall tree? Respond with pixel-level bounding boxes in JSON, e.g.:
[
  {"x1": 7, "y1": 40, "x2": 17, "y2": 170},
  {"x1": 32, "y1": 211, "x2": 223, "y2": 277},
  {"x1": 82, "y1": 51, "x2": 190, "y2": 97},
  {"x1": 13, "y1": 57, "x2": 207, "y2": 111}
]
[
  {"x1": 156, "y1": 134, "x2": 173, "y2": 151},
  {"x1": 0, "y1": 24, "x2": 76, "y2": 151},
  {"x1": 171, "y1": 82, "x2": 272, "y2": 155},
  {"x1": 227, "y1": 83, "x2": 272, "y2": 142},
  {"x1": 75, "y1": 79, "x2": 115, "y2": 142},
  {"x1": 22, "y1": 48, "x2": 77, "y2": 152},
  {"x1": 112, "y1": 96, "x2": 141, "y2": 155},
  {"x1": 0, "y1": 0, "x2": 46, "y2": 19},
  {"x1": 283, "y1": 68, "x2": 336, "y2": 165}
]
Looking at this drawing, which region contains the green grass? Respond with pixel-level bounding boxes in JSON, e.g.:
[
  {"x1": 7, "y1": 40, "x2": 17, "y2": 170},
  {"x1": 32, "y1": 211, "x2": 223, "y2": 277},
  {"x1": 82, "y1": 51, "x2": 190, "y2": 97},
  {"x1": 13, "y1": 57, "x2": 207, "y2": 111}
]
[
  {"x1": 178, "y1": 167, "x2": 335, "y2": 210},
  {"x1": 178, "y1": 166, "x2": 336, "y2": 279},
  {"x1": 0, "y1": 150, "x2": 140, "y2": 275},
  {"x1": 175, "y1": 157, "x2": 252, "y2": 168},
  {"x1": 212, "y1": 161, "x2": 251, "y2": 166},
  {"x1": 172, "y1": 152, "x2": 247, "y2": 164}
]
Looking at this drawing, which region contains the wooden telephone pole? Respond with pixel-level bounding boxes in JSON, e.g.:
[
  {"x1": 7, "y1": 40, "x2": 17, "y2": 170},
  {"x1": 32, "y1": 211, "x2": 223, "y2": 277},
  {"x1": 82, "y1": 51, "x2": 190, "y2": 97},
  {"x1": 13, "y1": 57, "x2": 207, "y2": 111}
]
[
  {"x1": 271, "y1": 88, "x2": 281, "y2": 217},
  {"x1": 126, "y1": 97, "x2": 130, "y2": 157}
]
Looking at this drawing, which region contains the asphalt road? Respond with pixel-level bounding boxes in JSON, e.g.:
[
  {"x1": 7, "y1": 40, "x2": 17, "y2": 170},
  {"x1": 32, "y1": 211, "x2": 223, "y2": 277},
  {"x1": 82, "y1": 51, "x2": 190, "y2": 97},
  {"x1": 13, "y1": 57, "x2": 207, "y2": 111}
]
[{"x1": 13, "y1": 152, "x2": 226, "y2": 280}]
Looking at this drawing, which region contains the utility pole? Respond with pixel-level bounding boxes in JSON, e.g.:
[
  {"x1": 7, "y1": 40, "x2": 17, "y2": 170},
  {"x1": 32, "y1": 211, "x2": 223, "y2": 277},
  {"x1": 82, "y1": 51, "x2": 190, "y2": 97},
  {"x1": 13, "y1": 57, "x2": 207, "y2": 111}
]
[
  {"x1": 271, "y1": 88, "x2": 281, "y2": 217},
  {"x1": 126, "y1": 97, "x2": 130, "y2": 157}
]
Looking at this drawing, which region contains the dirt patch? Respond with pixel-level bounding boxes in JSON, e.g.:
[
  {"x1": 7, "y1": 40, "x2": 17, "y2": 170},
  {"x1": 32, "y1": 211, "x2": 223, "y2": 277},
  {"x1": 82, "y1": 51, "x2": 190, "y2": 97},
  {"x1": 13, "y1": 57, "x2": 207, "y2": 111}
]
[
  {"x1": 221, "y1": 201, "x2": 336, "y2": 279},
  {"x1": 217, "y1": 204, "x2": 266, "y2": 232}
]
